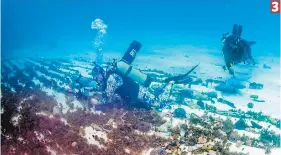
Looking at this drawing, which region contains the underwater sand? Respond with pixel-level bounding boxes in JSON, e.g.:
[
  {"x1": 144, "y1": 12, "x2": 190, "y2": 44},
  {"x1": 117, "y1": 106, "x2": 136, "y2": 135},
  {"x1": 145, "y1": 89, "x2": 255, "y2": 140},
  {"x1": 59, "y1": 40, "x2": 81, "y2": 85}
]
[{"x1": 1, "y1": 47, "x2": 280, "y2": 155}]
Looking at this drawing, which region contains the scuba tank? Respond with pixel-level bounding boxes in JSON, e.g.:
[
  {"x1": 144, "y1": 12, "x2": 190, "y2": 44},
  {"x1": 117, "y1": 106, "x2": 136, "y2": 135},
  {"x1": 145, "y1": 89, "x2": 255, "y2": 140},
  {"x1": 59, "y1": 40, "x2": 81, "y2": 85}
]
[
  {"x1": 117, "y1": 61, "x2": 152, "y2": 87},
  {"x1": 121, "y1": 40, "x2": 142, "y2": 65},
  {"x1": 116, "y1": 40, "x2": 152, "y2": 87}
]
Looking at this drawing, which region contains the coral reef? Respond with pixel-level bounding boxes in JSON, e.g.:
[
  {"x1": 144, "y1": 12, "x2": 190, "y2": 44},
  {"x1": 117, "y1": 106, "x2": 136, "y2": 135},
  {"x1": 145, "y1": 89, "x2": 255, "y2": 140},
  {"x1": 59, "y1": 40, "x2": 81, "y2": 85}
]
[
  {"x1": 173, "y1": 108, "x2": 187, "y2": 118},
  {"x1": 263, "y1": 64, "x2": 271, "y2": 69},
  {"x1": 249, "y1": 82, "x2": 264, "y2": 90},
  {"x1": 234, "y1": 118, "x2": 248, "y2": 130},
  {"x1": 215, "y1": 83, "x2": 238, "y2": 94},
  {"x1": 2, "y1": 57, "x2": 281, "y2": 155},
  {"x1": 247, "y1": 102, "x2": 254, "y2": 109},
  {"x1": 250, "y1": 121, "x2": 262, "y2": 129},
  {"x1": 222, "y1": 118, "x2": 235, "y2": 136},
  {"x1": 217, "y1": 98, "x2": 236, "y2": 108},
  {"x1": 1, "y1": 87, "x2": 252, "y2": 155},
  {"x1": 260, "y1": 129, "x2": 280, "y2": 147}
]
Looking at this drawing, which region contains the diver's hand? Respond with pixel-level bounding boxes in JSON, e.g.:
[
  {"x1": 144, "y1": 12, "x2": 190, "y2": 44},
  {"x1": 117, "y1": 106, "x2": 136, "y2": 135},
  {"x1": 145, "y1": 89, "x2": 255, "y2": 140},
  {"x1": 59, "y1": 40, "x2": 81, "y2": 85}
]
[{"x1": 106, "y1": 59, "x2": 118, "y2": 73}]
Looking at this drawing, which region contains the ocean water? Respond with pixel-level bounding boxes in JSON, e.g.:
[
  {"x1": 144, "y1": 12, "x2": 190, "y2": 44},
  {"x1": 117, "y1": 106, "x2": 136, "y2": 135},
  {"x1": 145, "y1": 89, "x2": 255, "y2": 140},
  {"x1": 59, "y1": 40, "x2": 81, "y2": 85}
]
[{"x1": 1, "y1": 0, "x2": 281, "y2": 155}]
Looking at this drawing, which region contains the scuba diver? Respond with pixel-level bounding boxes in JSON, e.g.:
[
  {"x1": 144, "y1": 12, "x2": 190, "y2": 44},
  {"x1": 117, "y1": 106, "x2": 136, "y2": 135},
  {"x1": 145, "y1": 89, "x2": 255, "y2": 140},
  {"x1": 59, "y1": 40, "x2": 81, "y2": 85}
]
[
  {"x1": 221, "y1": 24, "x2": 256, "y2": 75},
  {"x1": 74, "y1": 40, "x2": 199, "y2": 109}
]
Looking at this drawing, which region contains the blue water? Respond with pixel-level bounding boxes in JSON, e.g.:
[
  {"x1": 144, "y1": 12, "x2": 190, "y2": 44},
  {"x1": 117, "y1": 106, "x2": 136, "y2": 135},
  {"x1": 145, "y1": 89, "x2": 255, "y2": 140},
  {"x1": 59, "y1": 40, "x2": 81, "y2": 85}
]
[
  {"x1": 1, "y1": 1, "x2": 281, "y2": 154},
  {"x1": 2, "y1": 0, "x2": 280, "y2": 58}
]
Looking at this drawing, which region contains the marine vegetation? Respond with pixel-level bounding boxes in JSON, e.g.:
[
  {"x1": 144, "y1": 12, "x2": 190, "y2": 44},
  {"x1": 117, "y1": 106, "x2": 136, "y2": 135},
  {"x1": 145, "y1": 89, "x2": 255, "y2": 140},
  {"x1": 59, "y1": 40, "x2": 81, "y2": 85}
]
[{"x1": 1, "y1": 57, "x2": 280, "y2": 155}]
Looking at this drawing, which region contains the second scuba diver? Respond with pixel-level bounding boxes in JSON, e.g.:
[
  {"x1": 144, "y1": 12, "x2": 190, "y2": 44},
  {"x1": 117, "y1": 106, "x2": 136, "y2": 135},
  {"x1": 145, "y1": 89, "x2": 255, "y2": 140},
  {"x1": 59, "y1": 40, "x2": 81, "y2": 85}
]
[
  {"x1": 221, "y1": 24, "x2": 256, "y2": 75},
  {"x1": 73, "y1": 40, "x2": 199, "y2": 109}
]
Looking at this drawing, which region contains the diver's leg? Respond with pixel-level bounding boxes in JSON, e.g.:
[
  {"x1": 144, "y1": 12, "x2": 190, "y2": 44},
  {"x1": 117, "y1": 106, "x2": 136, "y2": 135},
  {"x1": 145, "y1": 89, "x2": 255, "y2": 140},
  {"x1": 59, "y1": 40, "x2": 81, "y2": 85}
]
[
  {"x1": 137, "y1": 81, "x2": 174, "y2": 108},
  {"x1": 158, "y1": 81, "x2": 174, "y2": 102},
  {"x1": 138, "y1": 85, "x2": 157, "y2": 106},
  {"x1": 225, "y1": 59, "x2": 234, "y2": 75},
  {"x1": 237, "y1": 25, "x2": 243, "y2": 37},
  {"x1": 222, "y1": 47, "x2": 232, "y2": 72},
  {"x1": 246, "y1": 48, "x2": 255, "y2": 65}
]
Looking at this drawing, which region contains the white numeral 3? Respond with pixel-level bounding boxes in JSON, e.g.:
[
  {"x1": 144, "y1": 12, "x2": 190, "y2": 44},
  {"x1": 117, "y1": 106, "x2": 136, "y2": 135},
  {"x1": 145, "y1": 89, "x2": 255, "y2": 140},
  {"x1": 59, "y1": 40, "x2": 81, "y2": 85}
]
[{"x1": 272, "y1": 1, "x2": 279, "y2": 12}]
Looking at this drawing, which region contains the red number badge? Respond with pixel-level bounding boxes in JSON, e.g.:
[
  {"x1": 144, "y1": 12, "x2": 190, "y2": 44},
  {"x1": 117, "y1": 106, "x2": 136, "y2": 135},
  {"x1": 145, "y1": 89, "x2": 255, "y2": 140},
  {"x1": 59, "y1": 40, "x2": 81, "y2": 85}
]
[{"x1": 271, "y1": 0, "x2": 280, "y2": 13}]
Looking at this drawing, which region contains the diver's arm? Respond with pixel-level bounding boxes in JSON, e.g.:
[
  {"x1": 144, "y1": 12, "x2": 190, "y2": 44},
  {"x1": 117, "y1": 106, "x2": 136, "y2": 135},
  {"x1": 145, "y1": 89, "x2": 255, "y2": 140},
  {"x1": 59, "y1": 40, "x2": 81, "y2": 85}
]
[
  {"x1": 105, "y1": 73, "x2": 123, "y2": 102},
  {"x1": 246, "y1": 48, "x2": 255, "y2": 65},
  {"x1": 158, "y1": 81, "x2": 174, "y2": 103}
]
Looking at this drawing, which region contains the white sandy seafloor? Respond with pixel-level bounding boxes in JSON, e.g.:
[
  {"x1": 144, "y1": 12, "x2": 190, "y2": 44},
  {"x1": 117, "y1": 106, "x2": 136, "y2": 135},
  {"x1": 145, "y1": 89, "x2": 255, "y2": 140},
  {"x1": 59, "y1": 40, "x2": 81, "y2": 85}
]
[
  {"x1": 99, "y1": 46, "x2": 281, "y2": 119},
  {"x1": 102, "y1": 46, "x2": 280, "y2": 154},
  {"x1": 2, "y1": 45, "x2": 281, "y2": 155}
]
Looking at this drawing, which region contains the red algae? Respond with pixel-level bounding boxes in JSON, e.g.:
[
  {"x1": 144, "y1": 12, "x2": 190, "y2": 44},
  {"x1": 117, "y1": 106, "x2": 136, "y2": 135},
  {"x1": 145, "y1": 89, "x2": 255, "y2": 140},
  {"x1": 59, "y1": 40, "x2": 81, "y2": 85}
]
[{"x1": 1, "y1": 89, "x2": 169, "y2": 155}]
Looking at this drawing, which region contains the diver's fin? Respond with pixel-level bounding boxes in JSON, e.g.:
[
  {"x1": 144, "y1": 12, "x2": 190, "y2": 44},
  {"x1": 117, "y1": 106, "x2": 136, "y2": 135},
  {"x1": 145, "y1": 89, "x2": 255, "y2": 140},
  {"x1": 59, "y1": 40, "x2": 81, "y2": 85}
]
[
  {"x1": 237, "y1": 25, "x2": 243, "y2": 37},
  {"x1": 164, "y1": 63, "x2": 199, "y2": 83},
  {"x1": 232, "y1": 24, "x2": 238, "y2": 35},
  {"x1": 246, "y1": 41, "x2": 256, "y2": 46},
  {"x1": 177, "y1": 76, "x2": 193, "y2": 84}
]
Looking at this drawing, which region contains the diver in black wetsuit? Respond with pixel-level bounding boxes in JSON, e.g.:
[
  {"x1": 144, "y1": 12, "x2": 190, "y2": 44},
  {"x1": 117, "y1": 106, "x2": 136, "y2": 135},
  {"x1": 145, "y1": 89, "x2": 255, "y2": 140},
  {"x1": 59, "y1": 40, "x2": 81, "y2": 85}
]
[
  {"x1": 221, "y1": 24, "x2": 256, "y2": 75},
  {"x1": 75, "y1": 40, "x2": 198, "y2": 109}
]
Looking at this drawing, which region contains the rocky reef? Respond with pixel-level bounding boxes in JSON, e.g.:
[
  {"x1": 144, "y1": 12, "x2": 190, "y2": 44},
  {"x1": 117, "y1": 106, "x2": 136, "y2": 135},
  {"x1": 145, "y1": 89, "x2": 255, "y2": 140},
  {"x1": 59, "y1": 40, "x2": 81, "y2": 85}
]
[{"x1": 1, "y1": 57, "x2": 280, "y2": 155}]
